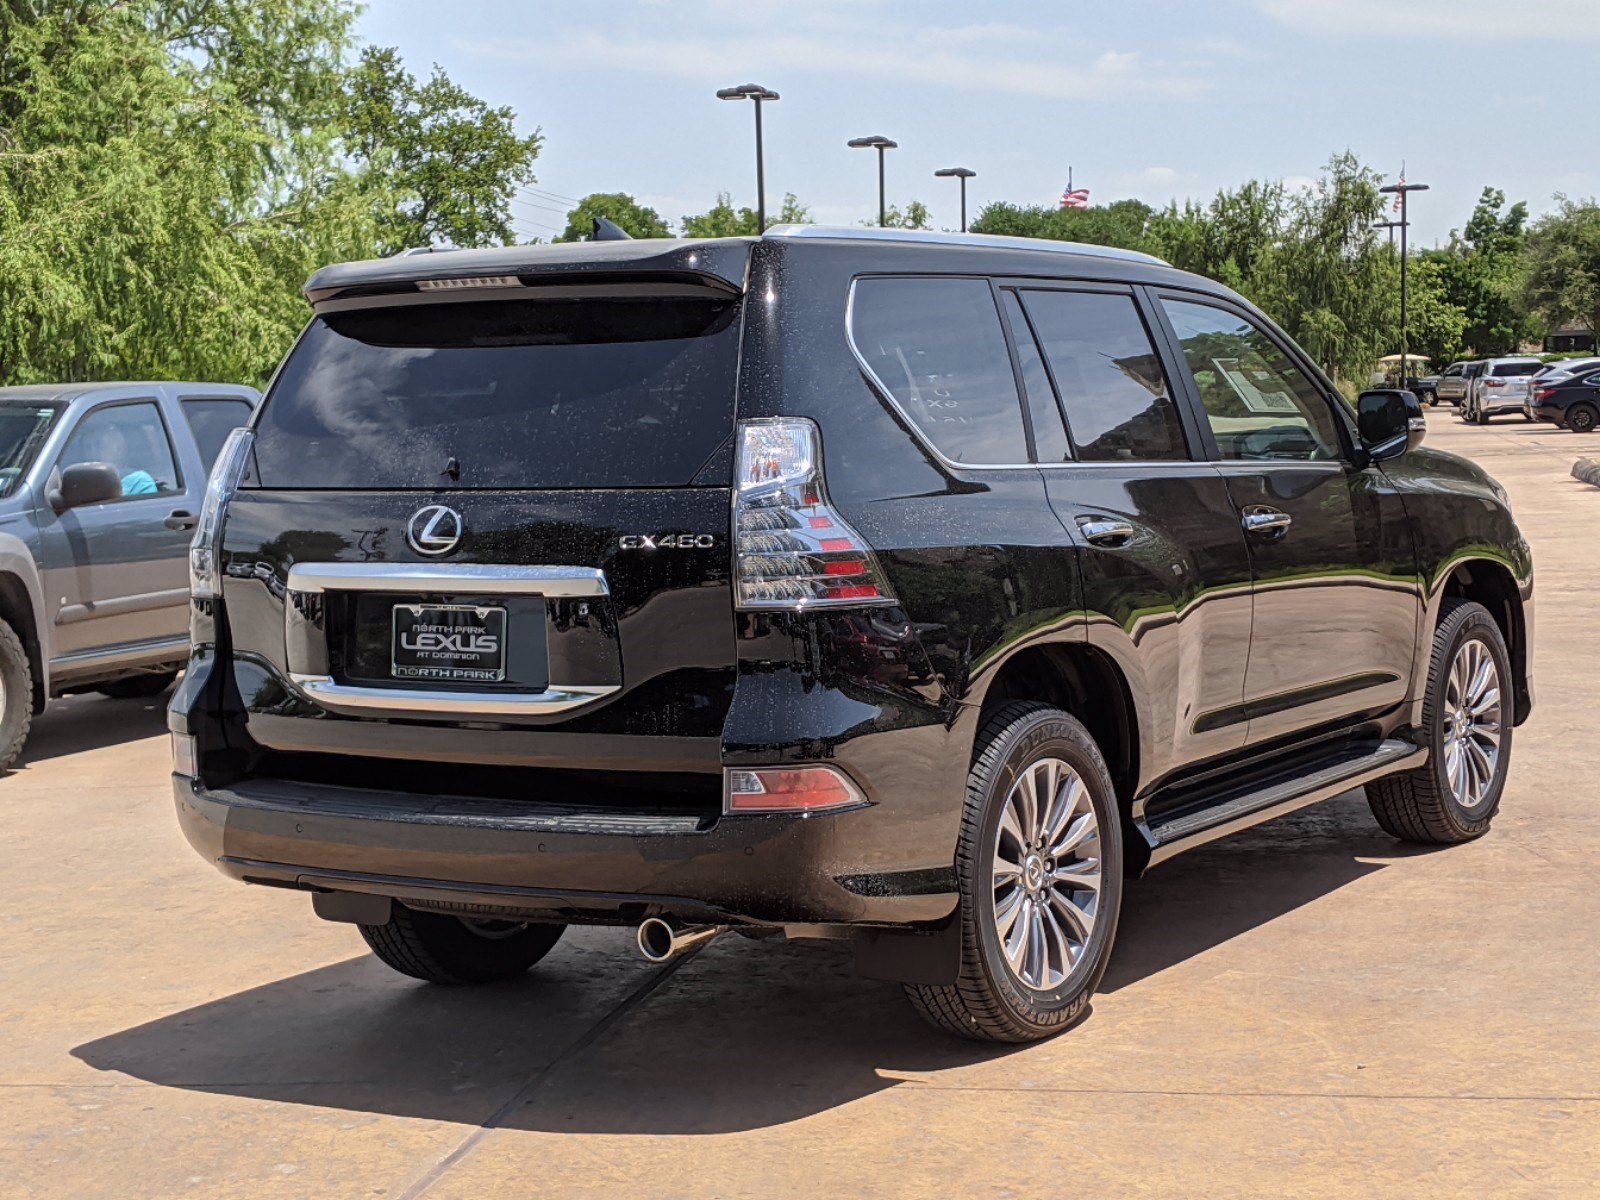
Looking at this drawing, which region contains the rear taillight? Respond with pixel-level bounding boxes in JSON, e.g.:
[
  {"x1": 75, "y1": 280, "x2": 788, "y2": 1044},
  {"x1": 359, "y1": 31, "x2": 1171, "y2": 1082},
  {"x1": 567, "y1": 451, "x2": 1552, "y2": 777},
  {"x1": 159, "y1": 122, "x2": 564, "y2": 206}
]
[
  {"x1": 733, "y1": 418, "x2": 895, "y2": 610},
  {"x1": 189, "y1": 427, "x2": 253, "y2": 600},
  {"x1": 725, "y1": 766, "x2": 868, "y2": 814},
  {"x1": 1534, "y1": 388, "x2": 1554, "y2": 401},
  {"x1": 1484, "y1": 378, "x2": 1504, "y2": 388}
]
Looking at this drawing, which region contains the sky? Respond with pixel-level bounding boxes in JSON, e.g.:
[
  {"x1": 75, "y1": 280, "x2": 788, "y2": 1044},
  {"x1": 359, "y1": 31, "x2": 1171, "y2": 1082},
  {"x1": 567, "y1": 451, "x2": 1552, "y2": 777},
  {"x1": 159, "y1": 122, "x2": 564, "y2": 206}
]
[{"x1": 356, "y1": 0, "x2": 1598, "y2": 246}]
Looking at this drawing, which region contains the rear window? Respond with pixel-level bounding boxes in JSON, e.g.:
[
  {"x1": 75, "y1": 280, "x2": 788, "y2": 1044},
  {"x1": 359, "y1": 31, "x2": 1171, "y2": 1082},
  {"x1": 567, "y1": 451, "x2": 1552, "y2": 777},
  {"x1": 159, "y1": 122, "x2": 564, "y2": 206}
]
[
  {"x1": 1493, "y1": 362, "x2": 1539, "y2": 377},
  {"x1": 850, "y1": 277, "x2": 1029, "y2": 465},
  {"x1": 181, "y1": 398, "x2": 255, "y2": 473},
  {"x1": 251, "y1": 293, "x2": 742, "y2": 489}
]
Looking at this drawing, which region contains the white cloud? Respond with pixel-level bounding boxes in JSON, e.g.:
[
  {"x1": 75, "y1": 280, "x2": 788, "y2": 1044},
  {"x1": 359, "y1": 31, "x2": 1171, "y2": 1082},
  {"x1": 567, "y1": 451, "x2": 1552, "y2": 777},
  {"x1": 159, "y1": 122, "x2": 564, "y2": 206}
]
[
  {"x1": 1257, "y1": 0, "x2": 1600, "y2": 39},
  {"x1": 1190, "y1": 34, "x2": 1254, "y2": 58},
  {"x1": 460, "y1": 32, "x2": 1210, "y2": 103}
]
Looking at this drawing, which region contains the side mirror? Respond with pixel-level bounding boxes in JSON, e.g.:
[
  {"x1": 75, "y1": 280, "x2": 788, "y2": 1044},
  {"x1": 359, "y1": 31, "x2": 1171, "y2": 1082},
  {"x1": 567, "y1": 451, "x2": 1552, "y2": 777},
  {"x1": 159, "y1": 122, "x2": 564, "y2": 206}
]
[
  {"x1": 50, "y1": 461, "x2": 123, "y2": 513},
  {"x1": 1357, "y1": 388, "x2": 1425, "y2": 462}
]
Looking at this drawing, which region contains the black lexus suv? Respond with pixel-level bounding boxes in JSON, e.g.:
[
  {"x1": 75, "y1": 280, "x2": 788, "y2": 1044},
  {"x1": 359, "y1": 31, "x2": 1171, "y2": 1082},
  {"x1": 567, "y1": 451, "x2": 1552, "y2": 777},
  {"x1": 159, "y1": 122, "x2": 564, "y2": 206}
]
[{"x1": 171, "y1": 226, "x2": 1533, "y2": 1042}]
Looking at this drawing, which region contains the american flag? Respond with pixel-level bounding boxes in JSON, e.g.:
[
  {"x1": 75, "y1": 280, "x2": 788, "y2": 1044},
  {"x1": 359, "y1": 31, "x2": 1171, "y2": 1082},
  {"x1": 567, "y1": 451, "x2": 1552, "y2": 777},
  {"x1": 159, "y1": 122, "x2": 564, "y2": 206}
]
[
  {"x1": 1393, "y1": 174, "x2": 1405, "y2": 212},
  {"x1": 1061, "y1": 187, "x2": 1090, "y2": 210}
]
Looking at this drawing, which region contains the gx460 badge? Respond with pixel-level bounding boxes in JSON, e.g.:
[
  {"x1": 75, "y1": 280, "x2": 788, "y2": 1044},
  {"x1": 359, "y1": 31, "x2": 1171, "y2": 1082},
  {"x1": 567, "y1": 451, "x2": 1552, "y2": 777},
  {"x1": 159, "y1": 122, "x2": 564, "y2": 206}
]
[{"x1": 619, "y1": 533, "x2": 716, "y2": 550}]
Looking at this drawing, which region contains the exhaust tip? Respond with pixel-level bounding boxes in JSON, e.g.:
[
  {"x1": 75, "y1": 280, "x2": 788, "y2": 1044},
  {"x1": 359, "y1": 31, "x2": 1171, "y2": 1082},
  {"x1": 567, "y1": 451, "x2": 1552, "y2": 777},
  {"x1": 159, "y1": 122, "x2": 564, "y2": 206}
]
[{"x1": 637, "y1": 917, "x2": 676, "y2": 963}]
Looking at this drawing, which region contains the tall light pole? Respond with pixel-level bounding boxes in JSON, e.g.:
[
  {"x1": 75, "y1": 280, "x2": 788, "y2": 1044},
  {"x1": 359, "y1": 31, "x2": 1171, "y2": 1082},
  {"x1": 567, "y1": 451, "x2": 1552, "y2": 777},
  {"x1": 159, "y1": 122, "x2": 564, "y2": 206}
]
[
  {"x1": 934, "y1": 167, "x2": 976, "y2": 233},
  {"x1": 1373, "y1": 219, "x2": 1403, "y2": 248},
  {"x1": 1379, "y1": 180, "x2": 1430, "y2": 388},
  {"x1": 716, "y1": 84, "x2": 780, "y2": 230},
  {"x1": 848, "y1": 135, "x2": 897, "y2": 227}
]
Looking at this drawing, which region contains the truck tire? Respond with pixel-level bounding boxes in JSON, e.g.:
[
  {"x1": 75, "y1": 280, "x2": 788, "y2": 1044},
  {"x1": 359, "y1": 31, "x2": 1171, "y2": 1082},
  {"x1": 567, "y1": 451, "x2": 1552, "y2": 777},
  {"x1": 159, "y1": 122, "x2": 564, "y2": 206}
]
[
  {"x1": 0, "y1": 620, "x2": 33, "y2": 772},
  {"x1": 1366, "y1": 599, "x2": 1512, "y2": 844},
  {"x1": 359, "y1": 905, "x2": 566, "y2": 984},
  {"x1": 96, "y1": 671, "x2": 180, "y2": 700},
  {"x1": 904, "y1": 702, "x2": 1123, "y2": 1042}
]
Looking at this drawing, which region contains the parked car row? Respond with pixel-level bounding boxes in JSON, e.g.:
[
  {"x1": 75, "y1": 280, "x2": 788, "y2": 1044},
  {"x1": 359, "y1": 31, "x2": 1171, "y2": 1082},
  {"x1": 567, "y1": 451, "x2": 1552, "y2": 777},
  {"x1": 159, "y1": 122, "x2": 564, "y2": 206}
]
[{"x1": 1422, "y1": 355, "x2": 1600, "y2": 431}]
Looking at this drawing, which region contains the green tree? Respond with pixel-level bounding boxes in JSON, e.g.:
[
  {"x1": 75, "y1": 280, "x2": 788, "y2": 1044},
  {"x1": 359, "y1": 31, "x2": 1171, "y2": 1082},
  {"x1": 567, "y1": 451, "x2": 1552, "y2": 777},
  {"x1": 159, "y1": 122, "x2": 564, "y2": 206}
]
[
  {"x1": 345, "y1": 46, "x2": 542, "y2": 253},
  {"x1": 970, "y1": 198, "x2": 1158, "y2": 252},
  {"x1": 0, "y1": 1, "x2": 542, "y2": 387},
  {"x1": 878, "y1": 200, "x2": 931, "y2": 230},
  {"x1": 1149, "y1": 180, "x2": 1285, "y2": 291},
  {"x1": 1523, "y1": 196, "x2": 1600, "y2": 351},
  {"x1": 681, "y1": 192, "x2": 810, "y2": 237},
  {"x1": 0, "y1": 1, "x2": 376, "y2": 385},
  {"x1": 553, "y1": 192, "x2": 671, "y2": 242},
  {"x1": 1405, "y1": 257, "x2": 1470, "y2": 370},
  {"x1": 1253, "y1": 152, "x2": 1396, "y2": 381},
  {"x1": 1422, "y1": 188, "x2": 1534, "y2": 356}
]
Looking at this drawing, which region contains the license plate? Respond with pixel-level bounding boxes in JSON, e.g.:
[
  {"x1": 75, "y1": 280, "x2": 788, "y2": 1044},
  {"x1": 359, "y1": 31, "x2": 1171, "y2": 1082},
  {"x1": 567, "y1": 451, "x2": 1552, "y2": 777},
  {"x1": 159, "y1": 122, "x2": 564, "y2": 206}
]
[{"x1": 391, "y1": 604, "x2": 507, "y2": 683}]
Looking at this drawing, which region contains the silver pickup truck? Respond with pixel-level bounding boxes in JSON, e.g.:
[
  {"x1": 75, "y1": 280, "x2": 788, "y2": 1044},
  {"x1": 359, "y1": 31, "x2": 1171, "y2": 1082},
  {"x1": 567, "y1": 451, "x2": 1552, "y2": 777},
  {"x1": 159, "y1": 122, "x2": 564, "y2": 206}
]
[{"x1": 0, "y1": 382, "x2": 259, "y2": 769}]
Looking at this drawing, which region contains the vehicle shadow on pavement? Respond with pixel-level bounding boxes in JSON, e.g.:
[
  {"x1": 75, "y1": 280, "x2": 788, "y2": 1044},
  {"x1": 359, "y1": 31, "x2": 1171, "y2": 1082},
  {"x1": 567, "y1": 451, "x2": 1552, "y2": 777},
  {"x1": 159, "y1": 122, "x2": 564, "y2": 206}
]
[
  {"x1": 70, "y1": 792, "x2": 1439, "y2": 1135},
  {"x1": 70, "y1": 936, "x2": 1021, "y2": 1134},
  {"x1": 9, "y1": 691, "x2": 172, "y2": 774},
  {"x1": 1103, "y1": 789, "x2": 1434, "y2": 991}
]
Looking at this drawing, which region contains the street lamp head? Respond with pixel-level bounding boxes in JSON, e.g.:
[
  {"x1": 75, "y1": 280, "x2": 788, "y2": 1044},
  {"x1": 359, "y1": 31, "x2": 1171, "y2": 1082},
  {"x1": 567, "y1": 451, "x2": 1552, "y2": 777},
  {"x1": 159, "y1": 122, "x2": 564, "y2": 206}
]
[
  {"x1": 935, "y1": 167, "x2": 976, "y2": 179},
  {"x1": 848, "y1": 136, "x2": 897, "y2": 150},
  {"x1": 717, "y1": 84, "x2": 779, "y2": 102}
]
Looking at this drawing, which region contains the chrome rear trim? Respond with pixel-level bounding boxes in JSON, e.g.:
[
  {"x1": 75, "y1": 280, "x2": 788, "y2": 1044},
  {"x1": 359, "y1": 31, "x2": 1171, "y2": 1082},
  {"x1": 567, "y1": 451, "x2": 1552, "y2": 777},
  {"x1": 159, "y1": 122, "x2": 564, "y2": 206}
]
[
  {"x1": 285, "y1": 563, "x2": 608, "y2": 597},
  {"x1": 288, "y1": 675, "x2": 621, "y2": 717}
]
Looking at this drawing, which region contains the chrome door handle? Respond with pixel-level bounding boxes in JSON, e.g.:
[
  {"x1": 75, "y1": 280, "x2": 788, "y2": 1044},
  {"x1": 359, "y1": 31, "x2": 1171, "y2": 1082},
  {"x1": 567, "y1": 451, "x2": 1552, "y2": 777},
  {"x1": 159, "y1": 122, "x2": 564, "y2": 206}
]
[
  {"x1": 1077, "y1": 517, "x2": 1135, "y2": 546},
  {"x1": 1241, "y1": 507, "x2": 1292, "y2": 534},
  {"x1": 164, "y1": 509, "x2": 198, "y2": 532}
]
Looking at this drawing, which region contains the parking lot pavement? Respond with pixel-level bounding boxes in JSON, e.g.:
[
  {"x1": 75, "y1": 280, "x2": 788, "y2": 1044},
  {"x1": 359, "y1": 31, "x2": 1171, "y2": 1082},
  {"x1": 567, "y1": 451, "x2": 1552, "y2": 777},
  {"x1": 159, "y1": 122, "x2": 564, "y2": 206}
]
[{"x1": 4, "y1": 412, "x2": 1598, "y2": 1199}]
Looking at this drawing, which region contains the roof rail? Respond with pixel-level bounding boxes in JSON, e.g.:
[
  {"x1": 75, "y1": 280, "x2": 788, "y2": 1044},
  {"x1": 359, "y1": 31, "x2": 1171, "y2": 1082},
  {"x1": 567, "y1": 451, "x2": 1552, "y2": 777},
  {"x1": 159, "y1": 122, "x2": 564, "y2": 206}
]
[{"x1": 762, "y1": 224, "x2": 1170, "y2": 266}]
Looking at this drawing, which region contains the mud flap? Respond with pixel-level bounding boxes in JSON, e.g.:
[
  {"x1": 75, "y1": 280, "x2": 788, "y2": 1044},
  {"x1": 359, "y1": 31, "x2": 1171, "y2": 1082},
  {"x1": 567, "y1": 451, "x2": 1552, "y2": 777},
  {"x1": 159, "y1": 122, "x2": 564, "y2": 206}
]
[{"x1": 852, "y1": 920, "x2": 960, "y2": 985}]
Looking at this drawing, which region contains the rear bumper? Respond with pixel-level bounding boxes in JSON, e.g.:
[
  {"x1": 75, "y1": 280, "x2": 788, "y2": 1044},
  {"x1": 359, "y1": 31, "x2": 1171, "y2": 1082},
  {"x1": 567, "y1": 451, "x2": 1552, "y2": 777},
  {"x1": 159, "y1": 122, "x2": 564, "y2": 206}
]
[
  {"x1": 1479, "y1": 396, "x2": 1528, "y2": 415},
  {"x1": 1531, "y1": 404, "x2": 1565, "y2": 424},
  {"x1": 172, "y1": 773, "x2": 958, "y2": 928}
]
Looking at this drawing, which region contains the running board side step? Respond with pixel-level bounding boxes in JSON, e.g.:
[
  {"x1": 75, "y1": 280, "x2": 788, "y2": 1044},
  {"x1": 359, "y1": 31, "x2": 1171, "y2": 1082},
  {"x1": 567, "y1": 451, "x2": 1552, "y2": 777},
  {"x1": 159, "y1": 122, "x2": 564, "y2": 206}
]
[{"x1": 1140, "y1": 738, "x2": 1427, "y2": 868}]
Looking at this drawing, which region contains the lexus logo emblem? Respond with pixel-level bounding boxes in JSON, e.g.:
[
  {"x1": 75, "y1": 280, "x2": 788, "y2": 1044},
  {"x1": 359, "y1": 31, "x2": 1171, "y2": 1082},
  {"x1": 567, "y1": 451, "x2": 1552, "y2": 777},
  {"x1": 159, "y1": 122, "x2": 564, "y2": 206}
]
[{"x1": 406, "y1": 505, "x2": 464, "y2": 556}]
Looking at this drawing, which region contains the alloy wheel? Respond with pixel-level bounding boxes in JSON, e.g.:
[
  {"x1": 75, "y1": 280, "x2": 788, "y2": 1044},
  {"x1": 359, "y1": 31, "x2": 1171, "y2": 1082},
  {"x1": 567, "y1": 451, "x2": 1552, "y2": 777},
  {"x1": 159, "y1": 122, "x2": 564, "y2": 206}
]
[
  {"x1": 1443, "y1": 638, "x2": 1502, "y2": 810},
  {"x1": 992, "y1": 757, "x2": 1102, "y2": 991}
]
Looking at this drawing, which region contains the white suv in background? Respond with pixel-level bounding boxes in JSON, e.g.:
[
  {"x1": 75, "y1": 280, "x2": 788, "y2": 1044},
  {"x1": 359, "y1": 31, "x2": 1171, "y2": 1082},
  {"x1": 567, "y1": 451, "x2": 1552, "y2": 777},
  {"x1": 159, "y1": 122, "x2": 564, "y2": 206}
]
[{"x1": 1463, "y1": 358, "x2": 1542, "y2": 424}]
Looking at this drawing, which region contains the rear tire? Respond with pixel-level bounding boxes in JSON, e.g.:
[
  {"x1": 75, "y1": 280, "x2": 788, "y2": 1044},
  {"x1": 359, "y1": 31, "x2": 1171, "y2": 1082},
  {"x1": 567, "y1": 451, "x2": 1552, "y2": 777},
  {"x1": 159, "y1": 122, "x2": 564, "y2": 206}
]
[
  {"x1": 95, "y1": 671, "x2": 179, "y2": 700},
  {"x1": 1567, "y1": 403, "x2": 1598, "y2": 433},
  {"x1": 1366, "y1": 599, "x2": 1513, "y2": 844},
  {"x1": 360, "y1": 905, "x2": 566, "y2": 984},
  {"x1": 904, "y1": 702, "x2": 1123, "y2": 1042},
  {"x1": 0, "y1": 620, "x2": 32, "y2": 772}
]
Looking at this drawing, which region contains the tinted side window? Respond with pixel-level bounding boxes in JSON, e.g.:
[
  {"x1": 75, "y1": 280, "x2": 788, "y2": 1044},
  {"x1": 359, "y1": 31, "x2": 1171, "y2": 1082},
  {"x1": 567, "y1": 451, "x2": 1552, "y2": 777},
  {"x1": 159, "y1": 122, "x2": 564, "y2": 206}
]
[
  {"x1": 1161, "y1": 300, "x2": 1343, "y2": 462},
  {"x1": 61, "y1": 402, "x2": 180, "y2": 499},
  {"x1": 181, "y1": 399, "x2": 254, "y2": 473},
  {"x1": 999, "y1": 290, "x2": 1070, "y2": 463},
  {"x1": 1019, "y1": 289, "x2": 1188, "y2": 462},
  {"x1": 1492, "y1": 362, "x2": 1538, "y2": 377},
  {"x1": 850, "y1": 277, "x2": 1028, "y2": 465}
]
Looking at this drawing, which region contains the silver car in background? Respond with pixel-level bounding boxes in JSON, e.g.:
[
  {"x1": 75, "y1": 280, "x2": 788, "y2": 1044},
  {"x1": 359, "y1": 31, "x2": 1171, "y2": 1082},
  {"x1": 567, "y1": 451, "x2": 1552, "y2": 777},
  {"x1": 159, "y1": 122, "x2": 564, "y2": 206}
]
[
  {"x1": 1463, "y1": 357, "x2": 1542, "y2": 424},
  {"x1": 1434, "y1": 360, "x2": 1476, "y2": 407}
]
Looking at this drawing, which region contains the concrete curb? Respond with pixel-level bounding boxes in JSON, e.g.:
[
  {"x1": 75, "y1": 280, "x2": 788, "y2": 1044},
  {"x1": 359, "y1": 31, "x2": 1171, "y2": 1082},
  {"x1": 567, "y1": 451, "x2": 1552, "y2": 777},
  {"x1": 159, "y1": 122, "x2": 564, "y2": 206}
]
[{"x1": 1573, "y1": 458, "x2": 1600, "y2": 488}]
